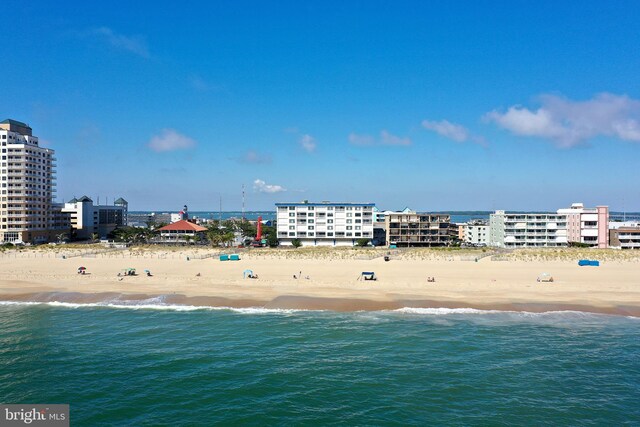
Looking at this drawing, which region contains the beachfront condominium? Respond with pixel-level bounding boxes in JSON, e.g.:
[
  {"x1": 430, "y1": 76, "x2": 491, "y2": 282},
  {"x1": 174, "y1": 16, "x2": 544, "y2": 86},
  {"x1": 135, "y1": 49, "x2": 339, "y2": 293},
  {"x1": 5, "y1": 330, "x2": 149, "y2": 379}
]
[
  {"x1": 489, "y1": 211, "x2": 568, "y2": 248},
  {"x1": 556, "y1": 203, "x2": 609, "y2": 248},
  {"x1": 0, "y1": 119, "x2": 59, "y2": 243},
  {"x1": 385, "y1": 212, "x2": 451, "y2": 247},
  {"x1": 276, "y1": 201, "x2": 374, "y2": 246},
  {"x1": 609, "y1": 221, "x2": 640, "y2": 250},
  {"x1": 463, "y1": 219, "x2": 489, "y2": 246},
  {"x1": 62, "y1": 196, "x2": 128, "y2": 240}
]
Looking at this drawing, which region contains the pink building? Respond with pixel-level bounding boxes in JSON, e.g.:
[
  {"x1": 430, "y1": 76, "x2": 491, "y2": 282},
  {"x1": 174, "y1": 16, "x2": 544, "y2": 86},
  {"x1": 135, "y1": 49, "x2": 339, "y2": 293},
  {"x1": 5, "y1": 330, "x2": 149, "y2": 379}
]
[{"x1": 557, "y1": 203, "x2": 609, "y2": 248}]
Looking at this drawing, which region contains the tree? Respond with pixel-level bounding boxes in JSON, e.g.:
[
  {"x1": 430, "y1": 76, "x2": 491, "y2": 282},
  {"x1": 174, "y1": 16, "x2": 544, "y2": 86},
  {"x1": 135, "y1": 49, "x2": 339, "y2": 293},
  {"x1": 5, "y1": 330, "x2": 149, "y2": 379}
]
[
  {"x1": 91, "y1": 233, "x2": 99, "y2": 242},
  {"x1": 221, "y1": 231, "x2": 235, "y2": 247},
  {"x1": 356, "y1": 238, "x2": 370, "y2": 247},
  {"x1": 237, "y1": 219, "x2": 257, "y2": 239},
  {"x1": 291, "y1": 238, "x2": 302, "y2": 248},
  {"x1": 266, "y1": 233, "x2": 278, "y2": 247}
]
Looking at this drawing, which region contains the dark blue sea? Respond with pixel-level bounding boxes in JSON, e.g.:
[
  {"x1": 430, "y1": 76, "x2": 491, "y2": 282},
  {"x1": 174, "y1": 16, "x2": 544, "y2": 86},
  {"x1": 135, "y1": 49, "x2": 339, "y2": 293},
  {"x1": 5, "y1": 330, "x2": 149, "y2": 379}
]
[{"x1": 1, "y1": 302, "x2": 639, "y2": 425}]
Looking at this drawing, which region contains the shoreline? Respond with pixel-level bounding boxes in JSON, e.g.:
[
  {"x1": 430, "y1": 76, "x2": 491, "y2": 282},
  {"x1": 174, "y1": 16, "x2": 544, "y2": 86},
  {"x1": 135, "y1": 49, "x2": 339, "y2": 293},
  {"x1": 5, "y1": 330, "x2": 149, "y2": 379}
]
[
  {"x1": 2, "y1": 291, "x2": 640, "y2": 318},
  {"x1": 2, "y1": 247, "x2": 640, "y2": 318}
]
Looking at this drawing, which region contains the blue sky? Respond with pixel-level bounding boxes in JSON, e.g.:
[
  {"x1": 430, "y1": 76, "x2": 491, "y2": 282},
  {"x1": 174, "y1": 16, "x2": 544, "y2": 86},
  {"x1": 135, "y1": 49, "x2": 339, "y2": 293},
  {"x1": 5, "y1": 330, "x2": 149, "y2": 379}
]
[{"x1": 2, "y1": 1, "x2": 640, "y2": 211}]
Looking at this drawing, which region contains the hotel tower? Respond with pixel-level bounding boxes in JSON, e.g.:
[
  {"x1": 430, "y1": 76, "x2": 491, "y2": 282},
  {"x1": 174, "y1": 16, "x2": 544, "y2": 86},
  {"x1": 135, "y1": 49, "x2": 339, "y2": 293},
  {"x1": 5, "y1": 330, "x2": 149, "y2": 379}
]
[{"x1": 0, "y1": 119, "x2": 57, "y2": 243}]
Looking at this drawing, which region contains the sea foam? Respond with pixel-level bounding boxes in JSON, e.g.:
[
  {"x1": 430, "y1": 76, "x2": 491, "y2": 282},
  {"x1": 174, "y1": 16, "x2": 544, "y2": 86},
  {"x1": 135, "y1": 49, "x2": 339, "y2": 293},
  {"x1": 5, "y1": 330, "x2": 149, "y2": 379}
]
[{"x1": 0, "y1": 299, "x2": 306, "y2": 315}]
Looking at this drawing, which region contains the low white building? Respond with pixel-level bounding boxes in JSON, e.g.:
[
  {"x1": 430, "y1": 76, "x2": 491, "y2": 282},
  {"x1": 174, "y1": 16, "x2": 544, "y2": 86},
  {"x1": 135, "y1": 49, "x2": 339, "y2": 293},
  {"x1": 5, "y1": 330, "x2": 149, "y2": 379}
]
[
  {"x1": 276, "y1": 201, "x2": 375, "y2": 246},
  {"x1": 62, "y1": 196, "x2": 128, "y2": 239},
  {"x1": 489, "y1": 210, "x2": 568, "y2": 248},
  {"x1": 463, "y1": 220, "x2": 489, "y2": 246}
]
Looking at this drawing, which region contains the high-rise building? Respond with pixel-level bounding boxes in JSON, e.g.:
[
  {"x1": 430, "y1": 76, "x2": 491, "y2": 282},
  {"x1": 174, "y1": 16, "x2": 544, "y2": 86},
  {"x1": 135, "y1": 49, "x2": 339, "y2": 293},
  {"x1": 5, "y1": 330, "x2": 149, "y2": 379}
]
[{"x1": 0, "y1": 119, "x2": 58, "y2": 243}]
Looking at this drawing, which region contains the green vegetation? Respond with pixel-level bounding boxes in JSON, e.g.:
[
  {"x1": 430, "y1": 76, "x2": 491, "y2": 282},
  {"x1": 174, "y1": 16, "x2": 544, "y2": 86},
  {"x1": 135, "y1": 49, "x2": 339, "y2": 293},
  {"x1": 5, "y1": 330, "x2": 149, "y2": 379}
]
[
  {"x1": 569, "y1": 242, "x2": 593, "y2": 248},
  {"x1": 110, "y1": 226, "x2": 156, "y2": 244},
  {"x1": 291, "y1": 239, "x2": 302, "y2": 248},
  {"x1": 356, "y1": 238, "x2": 370, "y2": 247}
]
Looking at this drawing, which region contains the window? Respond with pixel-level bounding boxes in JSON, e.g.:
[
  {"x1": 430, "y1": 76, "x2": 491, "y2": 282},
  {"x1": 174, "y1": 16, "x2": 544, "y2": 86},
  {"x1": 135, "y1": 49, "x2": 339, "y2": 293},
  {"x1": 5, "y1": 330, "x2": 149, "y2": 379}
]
[
  {"x1": 327, "y1": 226, "x2": 333, "y2": 230},
  {"x1": 346, "y1": 219, "x2": 352, "y2": 224},
  {"x1": 346, "y1": 226, "x2": 352, "y2": 230},
  {"x1": 308, "y1": 206, "x2": 314, "y2": 210},
  {"x1": 289, "y1": 212, "x2": 295, "y2": 217},
  {"x1": 327, "y1": 219, "x2": 333, "y2": 224},
  {"x1": 346, "y1": 213, "x2": 352, "y2": 217},
  {"x1": 289, "y1": 219, "x2": 295, "y2": 223},
  {"x1": 327, "y1": 232, "x2": 334, "y2": 237},
  {"x1": 289, "y1": 232, "x2": 295, "y2": 236},
  {"x1": 308, "y1": 226, "x2": 314, "y2": 230},
  {"x1": 289, "y1": 226, "x2": 295, "y2": 230}
]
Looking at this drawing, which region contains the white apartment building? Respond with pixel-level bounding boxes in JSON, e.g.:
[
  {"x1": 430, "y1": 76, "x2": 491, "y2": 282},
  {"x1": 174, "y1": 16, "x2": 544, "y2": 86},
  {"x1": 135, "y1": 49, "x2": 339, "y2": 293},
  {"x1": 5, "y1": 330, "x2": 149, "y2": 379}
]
[
  {"x1": 0, "y1": 119, "x2": 59, "y2": 243},
  {"x1": 463, "y1": 220, "x2": 489, "y2": 246},
  {"x1": 276, "y1": 201, "x2": 375, "y2": 246},
  {"x1": 489, "y1": 210, "x2": 568, "y2": 248},
  {"x1": 62, "y1": 196, "x2": 128, "y2": 239}
]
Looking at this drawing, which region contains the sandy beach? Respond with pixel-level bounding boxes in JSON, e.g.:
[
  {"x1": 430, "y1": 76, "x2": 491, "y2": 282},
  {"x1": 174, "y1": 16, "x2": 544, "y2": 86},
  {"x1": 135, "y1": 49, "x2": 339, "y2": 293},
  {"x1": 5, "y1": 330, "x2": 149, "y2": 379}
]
[{"x1": 1, "y1": 246, "x2": 639, "y2": 316}]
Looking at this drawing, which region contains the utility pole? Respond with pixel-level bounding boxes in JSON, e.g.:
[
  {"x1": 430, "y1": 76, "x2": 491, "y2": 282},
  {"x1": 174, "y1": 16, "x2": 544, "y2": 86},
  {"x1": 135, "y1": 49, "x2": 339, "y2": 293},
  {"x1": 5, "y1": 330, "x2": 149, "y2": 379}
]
[{"x1": 242, "y1": 184, "x2": 245, "y2": 220}]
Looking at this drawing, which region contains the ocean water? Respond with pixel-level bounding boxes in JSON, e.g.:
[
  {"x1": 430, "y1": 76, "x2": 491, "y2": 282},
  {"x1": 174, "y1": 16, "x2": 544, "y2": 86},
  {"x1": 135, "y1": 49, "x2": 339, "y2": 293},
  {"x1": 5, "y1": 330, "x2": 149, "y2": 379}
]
[{"x1": 1, "y1": 302, "x2": 639, "y2": 426}]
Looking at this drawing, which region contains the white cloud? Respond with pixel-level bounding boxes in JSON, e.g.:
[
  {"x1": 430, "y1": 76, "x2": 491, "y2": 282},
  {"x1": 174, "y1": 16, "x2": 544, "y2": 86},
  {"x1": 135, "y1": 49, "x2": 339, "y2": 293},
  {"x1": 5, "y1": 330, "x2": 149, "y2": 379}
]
[
  {"x1": 299, "y1": 134, "x2": 316, "y2": 152},
  {"x1": 485, "y1": 93, "x2": 640, "y2": 148},
  {"x1": 348, "y1": 131, "x2": 411, "y2": 147},
  {"x1": 148, "y1": 129, "x2": 196, "y2": 152},
  {"x1": 421, "y1": 119, "x2": 487, "y2": 146},
  {"x1": 253, "y1": 179, "x2": 286, "y2": 193},
  {"x1": 380, "y1": 130, "x2": 411, "y2": 146},
  {"x1": 422, "y1": 119, "x2": 469, "y2": 142},
  {"x1": 238, "y1": 150, "x2": 272, "y2": 164},
  {"x1": 348, "y1": 133, "x2": 375, "y2": 146},
  {"x1": 91, "y1": 27, "x2": 150, "y2": 58}
]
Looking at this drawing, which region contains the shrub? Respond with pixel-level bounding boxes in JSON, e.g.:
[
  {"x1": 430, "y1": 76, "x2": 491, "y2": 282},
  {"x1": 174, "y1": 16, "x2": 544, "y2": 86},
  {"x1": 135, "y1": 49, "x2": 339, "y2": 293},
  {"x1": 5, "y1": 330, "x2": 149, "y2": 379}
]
[
  {"x1": 291, "y1": 239, "x2": 302, "y2": 248},
  {"x1": 356, "y1": 238, "x2": 370, "y2": 247}
]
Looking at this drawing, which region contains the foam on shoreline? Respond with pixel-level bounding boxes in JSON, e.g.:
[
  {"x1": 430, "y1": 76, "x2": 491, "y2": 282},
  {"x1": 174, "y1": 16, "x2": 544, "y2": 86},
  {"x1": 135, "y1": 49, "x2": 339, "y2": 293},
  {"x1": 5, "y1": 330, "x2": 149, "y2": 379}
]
[{"x1": 1, "y1": 291, "x2": 639, "y2": 318}]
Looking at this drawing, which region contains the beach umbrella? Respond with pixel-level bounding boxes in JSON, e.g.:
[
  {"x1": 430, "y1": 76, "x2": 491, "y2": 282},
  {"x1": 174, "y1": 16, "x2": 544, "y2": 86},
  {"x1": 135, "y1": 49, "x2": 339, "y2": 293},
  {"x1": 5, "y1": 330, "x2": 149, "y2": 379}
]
[
  {"x1": 243, "y1": 269, "x2": 253, "y2": 279},
  {"x1": 78, "y1": 266, "x2": 86, "y2": 270},
  {"x1": 144, "y1": 269, "x2": 150, "y2": 273}
]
